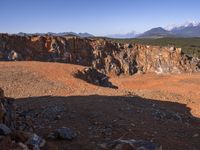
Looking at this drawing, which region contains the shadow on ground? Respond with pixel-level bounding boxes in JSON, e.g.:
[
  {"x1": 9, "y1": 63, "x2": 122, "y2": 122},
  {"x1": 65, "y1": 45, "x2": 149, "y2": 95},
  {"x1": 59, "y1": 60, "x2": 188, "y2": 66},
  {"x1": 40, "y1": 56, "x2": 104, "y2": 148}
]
[{"x1": 16, "y1": 95, "x2": 200, "y2": 150}]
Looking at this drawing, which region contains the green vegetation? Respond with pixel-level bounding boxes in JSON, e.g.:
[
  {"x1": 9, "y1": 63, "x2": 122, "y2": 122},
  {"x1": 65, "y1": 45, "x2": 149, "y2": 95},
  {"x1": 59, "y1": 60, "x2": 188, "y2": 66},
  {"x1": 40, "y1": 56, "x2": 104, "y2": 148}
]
[{"x1": 108, "y1": 38, "x2": 200, "y2": 58}]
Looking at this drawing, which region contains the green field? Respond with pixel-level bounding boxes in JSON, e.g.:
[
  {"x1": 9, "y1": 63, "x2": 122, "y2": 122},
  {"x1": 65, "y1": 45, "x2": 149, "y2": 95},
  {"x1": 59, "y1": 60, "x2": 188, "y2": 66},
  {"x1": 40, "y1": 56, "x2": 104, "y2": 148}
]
[{"x1": 108, "y1": 38, "x2": 200, "y2": 58}]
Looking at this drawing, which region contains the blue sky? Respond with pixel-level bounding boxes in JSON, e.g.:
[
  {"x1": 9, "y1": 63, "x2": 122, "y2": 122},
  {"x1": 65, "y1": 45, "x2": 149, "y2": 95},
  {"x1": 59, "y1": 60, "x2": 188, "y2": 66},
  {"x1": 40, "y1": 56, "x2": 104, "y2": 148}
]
[{"x1": 0, "y1": 0, "x2": 200, "y2": 35}]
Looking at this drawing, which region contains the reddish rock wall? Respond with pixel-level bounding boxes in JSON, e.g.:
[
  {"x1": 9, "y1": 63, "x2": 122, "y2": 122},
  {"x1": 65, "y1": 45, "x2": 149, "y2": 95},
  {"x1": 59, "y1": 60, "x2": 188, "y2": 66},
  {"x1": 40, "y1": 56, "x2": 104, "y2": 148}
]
[{"x1": 0, "y1": 34, "x2": 199, "y2": 75}]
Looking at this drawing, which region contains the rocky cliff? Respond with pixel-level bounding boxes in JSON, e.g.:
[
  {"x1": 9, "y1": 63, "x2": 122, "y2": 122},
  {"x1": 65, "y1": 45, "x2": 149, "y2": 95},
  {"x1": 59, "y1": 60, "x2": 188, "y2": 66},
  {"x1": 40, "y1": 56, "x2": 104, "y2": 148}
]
[{"x1": 0, "y1": 34, "x2": 199, "y2": 75}]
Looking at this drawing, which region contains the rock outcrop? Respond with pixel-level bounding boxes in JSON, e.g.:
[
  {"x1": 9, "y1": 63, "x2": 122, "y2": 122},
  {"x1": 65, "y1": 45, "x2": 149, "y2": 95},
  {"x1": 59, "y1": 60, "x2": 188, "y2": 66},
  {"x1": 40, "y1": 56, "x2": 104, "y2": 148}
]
[
  {"x1": 74, "y1": 67, "x2": 118, "y2": 88},
  {"x1": 0, "y1": 88, "x2": 46, "y2": 150},
  {"x1": 0, "y1": 34, "x2": 199, "y2": 75}
]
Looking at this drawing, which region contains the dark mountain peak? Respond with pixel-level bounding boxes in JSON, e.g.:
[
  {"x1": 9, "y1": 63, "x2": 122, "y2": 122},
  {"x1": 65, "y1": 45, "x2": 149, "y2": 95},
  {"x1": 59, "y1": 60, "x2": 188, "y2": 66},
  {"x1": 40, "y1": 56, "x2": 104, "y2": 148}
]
[
  {"x1": 138, "y1": 27, "x2": 172, "y2": 38},
  {"x1": 146, "y1": 27, "x2": 169, "y2": 33}
]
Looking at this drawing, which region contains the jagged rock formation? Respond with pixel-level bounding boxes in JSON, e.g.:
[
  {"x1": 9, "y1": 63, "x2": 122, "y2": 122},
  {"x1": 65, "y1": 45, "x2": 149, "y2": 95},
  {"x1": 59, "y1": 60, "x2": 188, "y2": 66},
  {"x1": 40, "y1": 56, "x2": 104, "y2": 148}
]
[
  {"x1": 74, "y1": 67, "x2": 118, "y2": 88},
  {"x1": 0, "y1": 34, "x2": 199, "y2": 75}
]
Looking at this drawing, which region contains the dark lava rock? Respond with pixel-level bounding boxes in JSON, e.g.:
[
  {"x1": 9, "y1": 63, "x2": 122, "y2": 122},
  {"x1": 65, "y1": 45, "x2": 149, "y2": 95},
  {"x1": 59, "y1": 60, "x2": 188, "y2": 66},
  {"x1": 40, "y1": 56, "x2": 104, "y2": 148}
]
[{"x1": 74, "y1": 67, "x2": 118, "y2": 89}]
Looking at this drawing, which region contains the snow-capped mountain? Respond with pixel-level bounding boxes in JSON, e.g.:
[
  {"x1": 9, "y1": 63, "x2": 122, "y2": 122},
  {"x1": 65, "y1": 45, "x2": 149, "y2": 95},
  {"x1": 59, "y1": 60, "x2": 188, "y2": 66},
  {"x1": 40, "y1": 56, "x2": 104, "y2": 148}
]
[
  {"x1": 165, "y1": 21, "x2": 200, "y2": 31},
  {"x1": 138, "y1": 21, "x2": 200, "y2": 38},
  {"x1": 169, "y1": 21, "x2": 200, "y2": 37}
]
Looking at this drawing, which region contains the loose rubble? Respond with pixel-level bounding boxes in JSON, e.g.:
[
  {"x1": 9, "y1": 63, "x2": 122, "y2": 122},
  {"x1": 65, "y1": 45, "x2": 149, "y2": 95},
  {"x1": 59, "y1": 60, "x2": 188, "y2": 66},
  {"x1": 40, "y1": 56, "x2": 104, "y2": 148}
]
[{"x1": 0, "y1": 88, "x2": 46, "y2": 150}]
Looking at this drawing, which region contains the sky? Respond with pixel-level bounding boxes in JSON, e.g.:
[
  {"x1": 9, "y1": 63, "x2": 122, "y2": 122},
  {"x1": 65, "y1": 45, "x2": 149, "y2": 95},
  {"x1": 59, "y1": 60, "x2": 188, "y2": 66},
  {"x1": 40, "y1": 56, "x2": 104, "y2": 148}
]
[{"x1": 0, "y1": 0, "x2": 200, "y2": 35}]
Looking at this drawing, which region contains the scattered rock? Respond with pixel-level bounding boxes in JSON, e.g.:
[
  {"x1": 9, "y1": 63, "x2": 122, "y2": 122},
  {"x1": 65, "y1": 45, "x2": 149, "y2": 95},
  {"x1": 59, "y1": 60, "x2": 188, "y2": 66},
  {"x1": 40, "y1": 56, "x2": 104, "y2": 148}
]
[
  {"x1": 26, "y1": 133, "x2": 46, "y2": 150},
  {"x1": 152, "y1": 109, "x2": 189, "y2": 123},
  {"x1": 0, "y1": 88, "x2": 46, "y2": 150},
  {"x1": 41, "y1": 105, "x2": 65, "y2": 120},
  {"x1": 0, "y1": 93, "x2": 15, "y2": 129},
  {"x1": 97, "y1": 139, "x2": 162, "y2": 150},
  {"x1": 48, "y1": 127, "x2": 77, "y2": 140}
]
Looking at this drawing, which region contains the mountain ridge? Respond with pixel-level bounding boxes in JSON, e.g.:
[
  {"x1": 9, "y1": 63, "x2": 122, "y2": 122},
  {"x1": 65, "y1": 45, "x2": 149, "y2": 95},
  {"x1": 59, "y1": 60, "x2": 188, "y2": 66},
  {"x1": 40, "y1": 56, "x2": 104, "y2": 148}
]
[
  {"x1": 16, "y1": 32, "x2": 94, "y2": 37},
  {"x1": 138, "y1": 21, "x2": 200, "y2": 38}
]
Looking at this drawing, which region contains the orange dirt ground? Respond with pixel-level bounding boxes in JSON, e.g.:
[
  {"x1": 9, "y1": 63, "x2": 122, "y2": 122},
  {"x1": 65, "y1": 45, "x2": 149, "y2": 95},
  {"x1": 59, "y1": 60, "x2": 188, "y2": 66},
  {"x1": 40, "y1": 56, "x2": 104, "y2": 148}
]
[
  {"x1": 0, "y1": 61, "x2": 200, "y2": 150},
  {"x1": 1, "y1": 61, "x2": 199, "y2": 117}
]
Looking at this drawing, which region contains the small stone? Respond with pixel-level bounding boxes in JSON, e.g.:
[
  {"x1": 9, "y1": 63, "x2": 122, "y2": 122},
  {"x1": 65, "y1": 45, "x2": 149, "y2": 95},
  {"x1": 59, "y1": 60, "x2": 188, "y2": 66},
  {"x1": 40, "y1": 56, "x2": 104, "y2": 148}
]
[
  {"x1": 55, "y1": 115, "x2": 61, "y2": 120},
  {"x1": 0, "y1": 124, "x2": 12, "y2": 135},
  {"x1": 193, "y1": 133, "x2": 199, "y2": 137},
  {"x1": 26, "y1": 133, "x2": 46, "y2": 149},
  {"x1": 48, "y1": 127, "x2": 77, "y2": 140}
]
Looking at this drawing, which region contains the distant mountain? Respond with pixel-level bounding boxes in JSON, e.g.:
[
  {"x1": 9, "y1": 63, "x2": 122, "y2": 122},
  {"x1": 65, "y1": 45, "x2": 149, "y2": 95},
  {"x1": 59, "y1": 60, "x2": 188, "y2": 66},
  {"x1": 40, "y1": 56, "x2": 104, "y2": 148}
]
[
  {"x1": 16, "y1": 21, "x2": 200, "y2": 39},
  {"x1": 17, "y1": 32, "x2": 94, "y2": 37},
  {"x1": 106, "y1": 31, "x2": 137, "y2": 39},
  {"x1": 77, "y1": 33, "x2": 94, "y2": 37},
  {"x1": 138, "y1": 27, "x2": 173, "y2": 38},
  {"x1": 170, "y1": 22, "x2": 200, "y2": 37},
  {"x1": 138, "y1": 21, "x2": 200, "y2": 38}
]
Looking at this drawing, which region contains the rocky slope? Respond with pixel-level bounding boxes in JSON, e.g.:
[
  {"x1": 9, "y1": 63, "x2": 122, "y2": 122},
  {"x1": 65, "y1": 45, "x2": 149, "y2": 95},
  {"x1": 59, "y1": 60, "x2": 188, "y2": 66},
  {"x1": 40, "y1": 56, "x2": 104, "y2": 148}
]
[{"x1": 0, "y1": 34, "x2": 199, "y2": 76}]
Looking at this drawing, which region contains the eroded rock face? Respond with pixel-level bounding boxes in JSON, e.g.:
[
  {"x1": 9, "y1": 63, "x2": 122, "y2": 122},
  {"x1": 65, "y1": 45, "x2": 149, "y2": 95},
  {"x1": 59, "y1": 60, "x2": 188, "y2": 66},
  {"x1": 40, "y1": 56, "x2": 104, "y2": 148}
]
[{"x1": 0, "y1": 34, "x2": 199, "y2": 75}]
